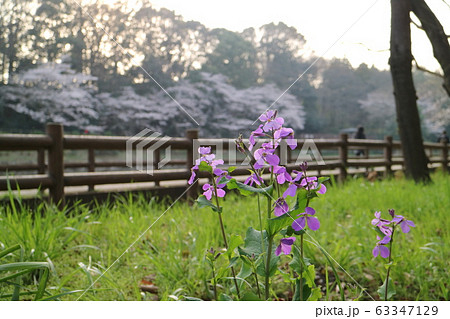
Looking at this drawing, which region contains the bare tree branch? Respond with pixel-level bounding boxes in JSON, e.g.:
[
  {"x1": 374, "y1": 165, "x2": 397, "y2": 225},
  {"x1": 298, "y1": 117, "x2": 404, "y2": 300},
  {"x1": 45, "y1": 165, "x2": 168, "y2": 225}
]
[
  {"x1": 412, "y1": 55, "x2": 444, "y2": 78},
  {"x1": 411, "y1": 0, "x2": 450, "y2": 96}
]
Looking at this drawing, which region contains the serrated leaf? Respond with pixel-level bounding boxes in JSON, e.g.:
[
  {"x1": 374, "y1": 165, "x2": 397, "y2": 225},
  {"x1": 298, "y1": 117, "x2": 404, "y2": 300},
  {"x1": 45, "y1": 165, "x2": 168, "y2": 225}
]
[
  {"x1": 196, "y1": 195, "x2": 221, "y2": 213},
  {"x1": 377, "y1": 278, "x2": 396, "y2": 300},
  {"x1": 307, "y1": 287, "x2": 322, "y2": 301}
]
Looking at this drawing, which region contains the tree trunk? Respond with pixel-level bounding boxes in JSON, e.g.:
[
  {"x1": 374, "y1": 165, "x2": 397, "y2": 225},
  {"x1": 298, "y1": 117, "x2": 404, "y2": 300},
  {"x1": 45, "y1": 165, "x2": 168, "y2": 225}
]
[
  {"x1": 389, "y1": 0, "x2": 430, "y2": 183},
  {"x1": 411, "y1": 0, "x2": 450, "y2": 96}
]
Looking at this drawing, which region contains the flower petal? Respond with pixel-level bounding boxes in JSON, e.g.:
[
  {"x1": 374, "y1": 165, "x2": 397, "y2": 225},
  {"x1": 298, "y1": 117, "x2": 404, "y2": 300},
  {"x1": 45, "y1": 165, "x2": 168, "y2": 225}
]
[
  {"x1": 305, "y1": 207, "x2": 316, "y2": 215},
  {"x1": 372, "y1": 246, "x2": 379, "y2": 257},
  {"x1": 379, "y1": 246, "x2": 390, "y2": 258},
  {"x1": 292, "y1": 217, "x2": 306, "y2": 231},
  {"x1": 275, "y1": 244, "x2": 282, "y2": 256},
  {"x1": 307, "y1": 216, "x2": 320, "y2": 231},
  {"x1": 283, "y1": 184, "x2": 297, "y2": 198},
  {"x1": 216, "y1": 189, "x2": 226, "y2": 198}
]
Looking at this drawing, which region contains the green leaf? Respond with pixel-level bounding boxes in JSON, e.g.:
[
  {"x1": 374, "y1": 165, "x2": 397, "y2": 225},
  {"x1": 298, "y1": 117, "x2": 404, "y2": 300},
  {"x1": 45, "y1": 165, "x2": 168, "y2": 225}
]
[
  {"x1": 237, "y1": 261, "x2": 252, "y2": 280},
  {"x1": 238, "y1": 227, "x2": 267, "y2": 257},
  {"x1": 218, "y1": 293, "x2": 233, "y2": 301},
  {"x1": 285, "y1": 225, "x2": 306, "y2": 236},
  {"x1": 240, "y1": 292, "x2": 262, "y2": 301},
  {"x1": 266, "y1": 213, "x2": 293, "y2": 237},
  {"x1": 289, "y1": 245, "x2": 311, "y2": 274},
  {"x1": 218, "y1": 176, "x2": 231, "y2": 185},
  {"x1": 293, "y1": 189, "x2": 308, "y2": 212},
  {"x1": 0, "y1": 262, "x2": 49, "y2": 272},
  {"x1": 227, "y1": 166, "x2": 236, "y2": 173},
  {"x1": 307, "y1": 287, "x2": 322, "y2": 301},
  {"x1": 317, "y1": 176, "x2": 330, "y2": 184},
  {"x1": 377, "y1": 278, "x2": 396, "y2": 300},
  {"x1": 0, "y1": 244, "x2": 21, "y2": 259},
  {"x1": 226, "y1": 235, "x2": 244, "y2": 258},
  {"x1": 226, "y1": 179, "x2": 273, "y2": 197},
  {"x1": 198, "y1": 161, "x2": 212, "y2": 173},
  {"x1": 293, "y1": 278, "x2": 312, "y2": 301},
  {"x1": 35, "y1": 268, "x2": 49, "y2": 301},
  {"x1": 238, "y1": 227, "x2": 279, "y2": 277},
  {"x1": 196, "y1": 195, "x2": 221, "y2": 213}
]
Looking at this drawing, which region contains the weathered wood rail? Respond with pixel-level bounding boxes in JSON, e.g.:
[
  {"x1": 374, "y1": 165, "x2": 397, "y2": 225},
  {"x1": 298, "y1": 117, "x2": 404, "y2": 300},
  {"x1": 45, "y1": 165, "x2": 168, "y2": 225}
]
[{"x1": 0, "y1": 123, "x2": 448, "y2": 207}]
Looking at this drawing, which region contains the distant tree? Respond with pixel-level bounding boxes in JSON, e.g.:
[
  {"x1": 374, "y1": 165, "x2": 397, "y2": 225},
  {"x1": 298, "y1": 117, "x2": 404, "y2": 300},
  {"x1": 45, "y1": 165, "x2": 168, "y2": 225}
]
[
  {"x1": 201, "y1": 29, "x2": 258, "y2": 88},
  {"x1": 389, "y1": 0, "x2": 430, "y2": 183},
  {"x1": 0, "y1": 59, "x2": 101, "y2": 132}
]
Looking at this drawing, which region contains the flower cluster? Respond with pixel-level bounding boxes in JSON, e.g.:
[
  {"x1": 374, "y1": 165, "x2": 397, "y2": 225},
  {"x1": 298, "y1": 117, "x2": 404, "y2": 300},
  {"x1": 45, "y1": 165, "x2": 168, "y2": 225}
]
[
  {"x1": 246, "y1": 110, "x2": 327, "y2": 256},
  {"x1": 371, "y1": 209, "x2": 415, "y2": 258},
  {"x1": 188, "y1": 146, "x2": 230, "y2": 200}
]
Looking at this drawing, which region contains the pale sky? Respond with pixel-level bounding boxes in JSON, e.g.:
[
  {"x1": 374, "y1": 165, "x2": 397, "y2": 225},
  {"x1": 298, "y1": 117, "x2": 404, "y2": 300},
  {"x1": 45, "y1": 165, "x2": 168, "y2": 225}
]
[{"x1": 149, "y1": 0, "x2": 450, "y2": 71}]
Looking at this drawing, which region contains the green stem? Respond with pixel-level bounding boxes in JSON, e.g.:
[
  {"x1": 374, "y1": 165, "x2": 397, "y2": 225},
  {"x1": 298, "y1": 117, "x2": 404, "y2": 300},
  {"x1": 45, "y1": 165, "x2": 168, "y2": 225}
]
[
  {"x1": 211, "y1": 264, "x2": 218, "y2": 300},
  {"x1": 265, "y1": 235, "x2": 274, "y2": 300},
  {"x1": 251, "y1": 261, "x2": 262, "y2": 299},
  {"x1": 300, "y1": 233, "x2": 304, "y2": 301},
  {"x1": 385, "y1": 226, "x2": 396, "y2": 301},
  {"x1": 211, "y1": 176, "x2": 240, "y2": 298},
  {"x1": 257, "y1": 194, "x2": 265, "y2": 253}
]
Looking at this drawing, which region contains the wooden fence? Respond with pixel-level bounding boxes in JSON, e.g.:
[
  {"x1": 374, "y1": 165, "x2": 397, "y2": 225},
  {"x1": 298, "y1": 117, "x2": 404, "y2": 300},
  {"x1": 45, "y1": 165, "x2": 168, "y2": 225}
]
[{"x1": 0, "y1": 123, "x2": 448, "y2": 207}]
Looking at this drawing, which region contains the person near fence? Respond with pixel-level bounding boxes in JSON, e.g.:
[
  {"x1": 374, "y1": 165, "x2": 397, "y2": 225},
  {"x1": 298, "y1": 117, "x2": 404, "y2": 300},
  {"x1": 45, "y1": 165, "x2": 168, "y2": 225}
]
[
  {"x1": 437, "y1": 130, "x2": 449, "y2": 144},
  {"x1": 354, "y1": 125, "x2": 366, "y2": 156}
]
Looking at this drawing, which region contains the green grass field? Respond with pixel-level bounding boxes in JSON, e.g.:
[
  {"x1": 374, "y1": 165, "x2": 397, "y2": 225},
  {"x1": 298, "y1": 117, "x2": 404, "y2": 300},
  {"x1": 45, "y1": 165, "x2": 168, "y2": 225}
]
[{"x1": 0, "y1": 173, "x2": 448, "y2": 301}]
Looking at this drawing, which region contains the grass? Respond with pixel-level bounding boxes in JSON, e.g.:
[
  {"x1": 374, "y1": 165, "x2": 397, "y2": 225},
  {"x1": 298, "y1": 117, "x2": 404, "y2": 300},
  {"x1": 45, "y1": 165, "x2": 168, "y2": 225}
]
[{"x1": 0, "y1": 173, "x2": 448, "y2": 301}]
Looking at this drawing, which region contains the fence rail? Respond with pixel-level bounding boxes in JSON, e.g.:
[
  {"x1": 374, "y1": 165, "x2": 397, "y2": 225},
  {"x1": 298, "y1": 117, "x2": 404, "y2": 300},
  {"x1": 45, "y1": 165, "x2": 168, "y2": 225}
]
[{"x1": 0, "y1": 123, "x2": 448, "y2": 207}]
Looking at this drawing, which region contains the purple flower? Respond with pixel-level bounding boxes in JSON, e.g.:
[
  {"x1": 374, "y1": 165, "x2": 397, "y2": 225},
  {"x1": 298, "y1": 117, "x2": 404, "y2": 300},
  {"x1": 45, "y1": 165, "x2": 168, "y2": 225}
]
[
  {"x1": 202, "y1": 183, "x2": 226, "y2": 200},
  {"x1": 273, "y1": 197, "x2": 289, "y2": 216},
  {"x1": 372, "y1": 235, "x2": 391, "y2": 258},
  {"x1": 259, "y1": 110, "x2": 284, "y2": 132},
  {"x1": 292, "y1": 207, "x2": 320, "y2": 231},
  {"x1": 371, "y1": 211, "x2": 390, "y2": 228},
  {"x1": 244, "y1": 173, "x2": 263, "y2": 186},
  {"x1": 254, "y1": 147, "x2": 280, "y2": 169},
  {"x1": 188, "y1": 169, "x2": 196, "y2": 185},
  {"x1": 274, "y1": 127, "x2": 297, "y2": 150},
  {"x1": 282, "y1": 170, "x2": 303, "y2": 198},
  {"x1": 273, "y1": 166, "x2": 292, "y2": 185},
  {"x1": 392, "y1": 215, "x2": 416, "y2": 233},
  {"x1": 275, "y1": 237, "x2": 296, "y2": 256},
  {"x1": 199, "y1": 146, "x2": 211, "y2": 155},
  {"x1": 300, "y1": 176, "x2": 326, "y2": 194},
  {"x1": 249, "y1": 125, "x2": 265, "y2": 151}
]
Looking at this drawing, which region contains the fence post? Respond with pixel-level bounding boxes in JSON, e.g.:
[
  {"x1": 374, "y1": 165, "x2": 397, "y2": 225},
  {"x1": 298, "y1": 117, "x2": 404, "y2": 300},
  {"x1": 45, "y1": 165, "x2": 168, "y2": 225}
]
[
  {"x1": 384, "y1": 136, "x2": 393, "y2": 177},
  {"x1": 153, "y1": 148, "x2": 161, "y2": 187},
  {"x1": 338, "y1": 134, "x2": 348, "y2": 183},
  {"x1": 186, "y1": 129, "x2": 199, "y2": 200},
  {"x1": 46, "y1": 123, "x2": 65, "y2": 208},
  {"x1": 88, "y1": 148, "x2": 95, "y2": 191},
  {"x1": 442, "y1": 140, "x2": 448, "y2": 173},
  {"x1": 37, "y1": 148, "x2": 45, "y2": 174}
]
